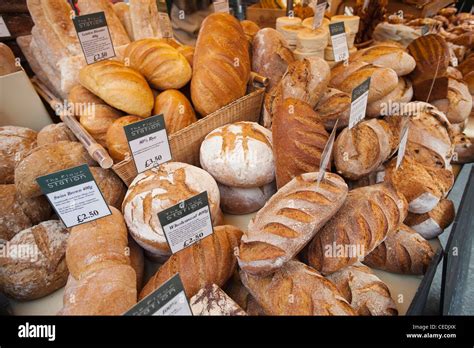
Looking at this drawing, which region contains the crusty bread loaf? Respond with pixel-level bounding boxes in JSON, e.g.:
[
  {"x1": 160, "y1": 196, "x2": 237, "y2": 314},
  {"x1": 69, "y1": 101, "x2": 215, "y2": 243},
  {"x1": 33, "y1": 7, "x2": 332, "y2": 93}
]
[
  {"x1": 14, "y1": 141, "x2": 96, "y2": 199},
  {"x1": 238, "y1": 172, "x2": 348, "y2": 276},
  {"x1": 191, "y1": 13, "x2": 251, "y2": 116},
  {"x1": 241, "y1": 20, "x2": 260, "y2": 57},
  {"x1": 327, "y1": 263, "x2": 398, "y2": 316},
  {"x1": 79, "y1": 60, "x2": 154, "y2": 118},
  {"x1": 452, "y1": 133, "x2": 474, "y2": 164},
  {"x1": 218, "y1": 182, "x2": 276, "y2": 215},
  {"x1": 363, "y1": 224, "x2": 434, "y2": 275},
  {"x1": 140, "y1": 225, "x2": 243, "y2": 299},
  {"x1": 272, "y1": 98, "x2": 329, "y2": 188},
  {"x1": 405, "y1": 199, "x2": 455, "y2": 239},
  {"x1": 200, "y1": 122, "x2": 274, "y2": 188},
  {"x1": 60, "y1": 207, "x2": 137, "y2": 315},
  {"x1": 0, "y1": 126, "x2": 37, "y2": 185},
  {"x1": 128, "y1": 237, "x2": 144, "y2": 291},
  {"x1": 307, "y1": 183, "x2": 408, "y2": 275},
  {"x1": 0, "y1": 184, "x2": 52, "y2": 241},
  {"x1": 0, "y1": 220, "x2": 69, "y2": 300},
  {"x1": 0, "y1": 43, "x2": 20, "y2": 76},
  {"x1": 129, "y1": 0, "x2": 161, "y2": 40},
  {"x1": 190, "y1": 284, "x2": 247, "y2": 316},
  {"x1": 106, "y1": 116, "x2": 143, "y2": 162},
  {"x1": 124, "y1": 39, "x2": 192, "y2": 90},
  {"x1": 224, "y1": 271, "x2": 266, "y2": 316},
  {"x1": 89, "y1": 167, "x2": 126, "y2": 210},
  {"x1": 153, "y1": 89, "x2": 197, "y2": 135},
  {"x1": 122, "y1": 162, "x2": 221, "y2": 261},
  {"x1": 113, "y1": 2, "x2": 134, "y2": 40},
  {"x1": 366, "y1": 78, "x2": 413, "y2": 118},
  {"x1": 37, "y1": 123, "x2": 77, "y2": 146},
  {"x1": 432, "y1": 78, "x2": 472, "y2": 124},
  {"x1": 351, "y1": 45, "x2": 416, "y2": 76},
  {"x1": 315, "y1": 88, "x2": 351, "y2": 130},
  {"x1": 240, "y1": 260, "x2": 356, "y2": 315},
  {"x1": 330, "y1": 60, "x2": 369, "y2": 89}
]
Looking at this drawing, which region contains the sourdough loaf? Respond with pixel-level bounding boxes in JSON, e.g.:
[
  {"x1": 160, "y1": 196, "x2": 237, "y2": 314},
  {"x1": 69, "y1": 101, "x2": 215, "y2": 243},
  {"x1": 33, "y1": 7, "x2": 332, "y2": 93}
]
[
  {"x1": 106, "y1": 116, "x2": 145, "y2": 163},
  {"x1": 366, "y1": 78, "x2": 413, "y2": 118},
  {"x1": 37, "y1": 123, "x2": 76, "y2": 147},
  {"x1": 218, "y1": 182, "x2": 276, "y2": 215},
  {"x1": 405, "y1": 199, "x2": 455, "y2": 239},
  {"x1": 314, "y1": 88, "x2": 351, "y2": 130},
  {"x1": 432, "y1": 78, "x2": 472, "y2": 124},
  {"x1": 190, "y1": 284, "x2": 247, "y2": 316}
]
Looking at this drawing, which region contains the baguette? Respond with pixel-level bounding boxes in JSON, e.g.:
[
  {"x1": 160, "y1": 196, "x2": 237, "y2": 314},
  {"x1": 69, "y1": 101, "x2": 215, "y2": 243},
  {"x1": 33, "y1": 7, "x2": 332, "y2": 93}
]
[
  {"x1": 238, "y1": 172, "x2": 348, "y2": 276},
  {"x1": 113, "y1": 2, "x2": 134, "y2": 40},
  {"x1": 306, "y1": 183, "x2": 408, "y2": 275}
]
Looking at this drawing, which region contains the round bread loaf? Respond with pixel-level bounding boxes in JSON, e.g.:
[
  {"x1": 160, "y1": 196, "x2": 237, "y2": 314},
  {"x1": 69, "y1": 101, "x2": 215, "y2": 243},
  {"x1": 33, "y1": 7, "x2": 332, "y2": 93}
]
[
  {"x1": 0, "y1": 126, "x2": 37, "y2": 185},
  {"x1": 37, "y1": 123, "x2": 77, "y2": 146},
  {"x1": 0, "y1": 220, "x2": 69, "y2": 300},
  {"x1": 153, "y1": 90, "x2": 197, "y2": 135},
  {"x1": 218, "y1": 182, "x2": 276, "y2": 215},
  {"x1": 0, "y1": 184, "x2": 52, "y2": 241},
  {"x1": 89, "y1": 167, "x2": 126, "y2": 209},
  {"x1": 122, "y1": 162, "x2": 221, "y2": 261},
  {"x1": 366, "y1": 78, "x2": 413, "y2": 118},
  {"x1": 432, "y1": 78, "x2": 472, "y2": 124},
  {"x1": 200, "y1": 122, "x2": 274, "y2": 188},
  {"x1": 106, "y1": 116, "x2": 142, "y2": 162}
]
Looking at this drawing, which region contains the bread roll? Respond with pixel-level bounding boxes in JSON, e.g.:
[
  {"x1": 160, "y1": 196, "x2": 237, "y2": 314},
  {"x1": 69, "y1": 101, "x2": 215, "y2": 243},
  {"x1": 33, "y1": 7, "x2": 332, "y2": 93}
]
[
  {"x1": 122, "y1": 162, "x2": 221, "y2": 261},
  {"x1": 352, "y1": 45, "x2": 416, "y2": 76},
  {"x1": 363, "y1": 224, "x2": 434, "y2": 275},
  {"x1": 79, "y1": 60, "x2": 154, "y2": 118},
  {"x1": 200, "y1": 122, "x2": 274, "y2": 188},
  {"x1": 315, "y1": 88, "x2": 351, "y2": 130},
  {"x1": 218, "y1": 182, "x2": 276, "y2": 215},
  {"x1": 272, "y1": 99, "x2": 329, "y2": 188},
  {"x1": 191, "y1": 13, "x2": 251, "y2": 116},
  {"x1": 240, "y1": 260, "x2": 356, "y2": 316},
  {"x1": 37, "y1": 123, "x2": 77, "y2": 146},
  {"x1": 0, "y1": 126, "x2": 37, "y2": 185},
  {"x1": 124, "y1": 39, "x2": 192, "y2": 90},
  {"x1": 326, "y1": 263, "x2": 398, "y2": 316},
  {"x1": 0, "y1": 43, "x2": 20, "y2": 76},
  {"x1": 0, "y1": 185, "x2": 52, "y2": 241},
  {"x1": 366, "y1": 78, "x2": 413, "y2": 118},
  {"x1": 89, "y1": 167, "x2": 126, "y2": 209},
  {"x1": 307, "y1": 184, "x2": 408, "y2": 275},
  {"x1": 106, "y1": 116, "x2": 142, "y2": 163},
  {"x1": 432, "y1": 78, "x2": 472, "y2": 124},
  {"x1": 190, "y1": 284, "x2": 247, "y2": 316},
  {"x1": 0, "y1": 220, "x2": 69, "y2": 300},
  {"x1": 153, "y1": 90, "x2": 197, "y2": 135},
  {"x1": 405, "y1": 199, "x2": 455, "y2": 239},
  {"x1": 239, "y1": 171, "x2": 348, "y2": 275},
  {"x1": 140, "y1": 225, "x2": 243, "y2": 299}
]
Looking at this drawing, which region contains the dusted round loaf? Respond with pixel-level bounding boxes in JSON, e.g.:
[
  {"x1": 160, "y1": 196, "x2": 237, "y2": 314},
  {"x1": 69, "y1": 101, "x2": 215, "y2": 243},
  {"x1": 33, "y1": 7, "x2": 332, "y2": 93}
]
[
  {"x1": 218, "y1": 182, "x2": 276, "y2": 215},
  {"x1": 153, "y1": 90, "x2": 197, "y2": 135},
  {"x1": 200, "y1": 122, "x2": 274, "y2": 188},
  {"x1": 122, "y1": 162, "x2": 221, "y2": 261},
  {"x1": 37, "y1": 123, "x2": 77, "y2": 146},
  {"x1": 106, "y1": 116, "x2": 142, "y2": 162}
]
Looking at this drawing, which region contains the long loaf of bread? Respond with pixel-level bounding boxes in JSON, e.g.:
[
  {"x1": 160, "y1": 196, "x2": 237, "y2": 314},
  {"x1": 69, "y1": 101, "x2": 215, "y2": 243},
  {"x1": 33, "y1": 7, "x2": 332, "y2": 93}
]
[{"x1": 238, "y1": 172, "x2": 348, "y2": 276}]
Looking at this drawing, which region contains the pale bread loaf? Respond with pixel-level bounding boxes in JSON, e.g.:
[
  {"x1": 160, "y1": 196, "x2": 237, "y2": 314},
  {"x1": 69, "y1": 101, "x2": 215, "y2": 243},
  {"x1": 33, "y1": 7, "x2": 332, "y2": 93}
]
[
  {"x1": 113, "y1": 2, "x2": 134, "y2": 40},
  {"x1": 432, "y1": 78, "x2": 472, "y2": 124},
  {"x1": 37, "y1": 123, "x2": 77, "y2": 146},
  {"x1": 366, "y1": 78, "x2": 413, "y2": 118},
  {"x1": 351, "y1": 45, "x2": 416, "y2": 76}
]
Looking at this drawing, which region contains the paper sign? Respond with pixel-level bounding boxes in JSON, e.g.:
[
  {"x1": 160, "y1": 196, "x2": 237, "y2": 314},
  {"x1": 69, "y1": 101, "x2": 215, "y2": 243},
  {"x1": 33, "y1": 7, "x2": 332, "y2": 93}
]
[
  {"x1": 213, "y1": 0, "x2": 230, "y2": 13},
  {"x1": 396, "y1": 121, "x2": 410, "y2": 170},
  {"x1": 349, "y1": 78, "x2": 371, "y2": 129},
  {"x1": 159, "y1": 192, "x2": 214, "y2": 254},
  {"x1": 311, "y1": 0, "x2": 327, "y2": 29},
  {"x1": 329, "y1": 22, "x2": 349, "y2": 62},
  {"x1": 124, "y1": 115, "x2": 172, "y2": 174},
  {"x1": 317, "y1": 118, "x2": 339, "y2": 186},
  {"x1": 36, "y1": 165, "x2": 111, "y2": 228},
  {"x1": 125, "y1": 274, "x2": 192, "y2": 316},
  {"x1": 450, "y1": 50, "x2": 458, "y2": 67},
  {"x1": 0, "y1": 16, "x2": 11, "y2": 37},
  {"x1": 73, "y1": 11, "x2": 116, "y2": 65}
]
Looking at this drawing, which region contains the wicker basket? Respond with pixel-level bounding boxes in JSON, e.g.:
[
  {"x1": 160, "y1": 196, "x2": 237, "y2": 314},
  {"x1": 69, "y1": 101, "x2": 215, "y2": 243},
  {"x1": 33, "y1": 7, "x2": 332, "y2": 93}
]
[{"x1": 113, "y1": 87, "x2": 265, "y2": 186}]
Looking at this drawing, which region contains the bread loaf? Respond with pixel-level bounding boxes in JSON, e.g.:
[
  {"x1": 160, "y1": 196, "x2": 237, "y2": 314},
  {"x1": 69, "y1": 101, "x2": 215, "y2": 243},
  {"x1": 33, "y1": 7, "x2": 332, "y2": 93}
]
[
  {"x1": 60, "y1": 207, "x2": 137, "y2": 315},
  {"x1": 128, "y1": 237, "x2": 144, "y2": 291},
  {"x1": 200, "y1": 122, "x2": 274, "y2": 188},
  {"x1": 0, "y1": 220, "x2": 69, "y2": 300},
  {"x1": 330, "y1": 60, "x2": 368, "y2": 89},
  {"x1": 326, "y1": 263, "x2": 398, "y2": 316},
  {"x1": 405, "y1": 199, "x2": 455, "y2": 239},
  {"x1": 153, "y1": 89, "x2": 197, "y2": 135},
  {"x1": 122, "y1": 162, "x2": 221, "y2": 261},
  {"x1": 140, "y1": 225, "x2": 243, "y2": 299},
  {"x1": 190, "y1": 284, "x2": 247, "y2": 316},
  {"x1": 314, "y1": 88, "x2": 351, "y2": 130},
  {"x1": 37, "y1": 123, "x2": 77, "y2": 146},
  {"x1": 238, "y1": 172, "x2": 348, "y2": 276},
  {"x1": 106, "y1": 116, "x2": 142, "y2": 162},
  {"x1": 0, "y1": 126, "x2": 37, "y2": 185},
  {"x1": 89, "y1": 167, "x2": 126, "y2": 210},
  {"x1": 124, "y1": 39, "x2": 192, "y2": 90},
  {"x1": 0, "y1": 43, "x2": 20, "y2": 76},
  {"x1": 432, "y1": 78, "x2": 472, "y2": 124},
  {"x1": 79, "y1": 60, "x2": 154, "y2": 118},
  {"x1": 272, "y1": 99, "x2": 329, "y2": 188},
  {"x1": 191, "y1": 13, "x2": 251, "y2": 116},
  {"x1": 240, "y1": 260, "x2": 356, "y2": 315},
  {"x1": 307, "y1": 184, "x2": 408, "y2": 275},
  {"x1": 113, "y1": 2, "x2": 134, "y2": 40},
  {"x1": 14, "y1": 141, "x2": 96, "y2": 199},
  {"x1": 366, "y1": 78, "x2": 413, "y2": 118},
  {"x1": 129, "y1": 0, "x2": 161, "y2": 40},
  {"x1": 452, "y1": 133, "x2": 474, "y2": 164},
  {"x1": 363, "y1": 224, "x2": 434, "y2": 275},
  {"x1": 218, "y1": 182, "x2": 276, "y2": 215},
  {"x1": 224, "y1": 272, "x2": 266, "y2": 315},
  {"x1": 352, "y1": 45, "x2": 416, "y2": 76}
]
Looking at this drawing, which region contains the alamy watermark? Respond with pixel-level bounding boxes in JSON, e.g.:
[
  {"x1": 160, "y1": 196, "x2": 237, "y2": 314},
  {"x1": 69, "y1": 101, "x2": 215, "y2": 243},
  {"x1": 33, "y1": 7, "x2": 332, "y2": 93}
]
[{"x1": 0, "y1": 242, "x2": 39, "y2": 263}]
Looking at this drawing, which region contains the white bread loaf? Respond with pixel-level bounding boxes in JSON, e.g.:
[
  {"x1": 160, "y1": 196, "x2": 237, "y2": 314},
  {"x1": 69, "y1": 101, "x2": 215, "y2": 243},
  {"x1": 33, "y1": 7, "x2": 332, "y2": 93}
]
[
  {"x1": 351, "y1": 45, "x2": 416, "y2": 76},
  {"x1": 330, "y1": 15, "x2": 360, "y2": 35},
  {"x1": 302, "y1": 17, "x2": 330, "y2": 30}
]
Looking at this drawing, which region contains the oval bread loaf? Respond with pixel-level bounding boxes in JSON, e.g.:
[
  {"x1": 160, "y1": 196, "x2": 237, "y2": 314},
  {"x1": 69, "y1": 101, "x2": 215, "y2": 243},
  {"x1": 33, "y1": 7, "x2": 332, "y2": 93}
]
[
  {"x1": 106, "y1": 116, "x2": 143, "y2": 162},
  {"x1": 351, "y1": 45, "x2": 416, "y2": 76},
  {"x1": 404, "y1": 199, "x2": 455, "y2": 239},
  {"x1": 153, "y1": 89, "x2": 197, "y2": 135},
  {"x1": 432, "y1": 78, "x2": 472, "y2": 124},
  {"x1": 366, "y1": 78, "x2": 413, "y2": 118}
]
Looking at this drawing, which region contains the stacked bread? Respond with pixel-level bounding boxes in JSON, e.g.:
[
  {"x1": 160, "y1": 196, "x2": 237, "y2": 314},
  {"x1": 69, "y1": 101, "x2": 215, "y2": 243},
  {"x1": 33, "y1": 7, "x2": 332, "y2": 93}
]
[
  {"x1": 276, "y1": 16, "x2": 303, "y2": 50},
  {"x1": 294, "y1": 26, "x2": 329, "y2": 60},
  {"x1": 325, "y1": 15, "x2": 360, "y2": 64}
]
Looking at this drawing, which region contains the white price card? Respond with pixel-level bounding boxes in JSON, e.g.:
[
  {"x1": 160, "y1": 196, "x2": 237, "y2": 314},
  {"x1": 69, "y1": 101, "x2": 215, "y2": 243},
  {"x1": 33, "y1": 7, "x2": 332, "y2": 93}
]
[
  {"x1": 213, "y1": 0, "x2": 230, "y2": 13},
  {"x1": 329, "y1": 22, "x2": 349, "y2": 62},
  {"x1": 124, "y1": 114, "x2": 172, "y2": 174},
  {"x1": 159, "y1": 192, "x2": 214, "y2": 254},
  {"x1": 73, "y1": 11, "x2": 116, "y2": 65},
  {"x1": 0, "y1": 16, "x2": 11, "y2": 37},
  {"x1": 349, "y1": 77, "x2": 371, "y2": 129},
  {"x1": 344, "y1": 6, "x2": 354, "y2": 16},
  {"x1": 396, "y1": 121, "x2": 410, "y2": 170},
  {"x1": 310, "y1": 0, "x2": 327, "y2": 29},
  {"x1": 125, "y1": 274, "x2": 192, "y2": 316},
  {"x1": 36, "y1": 165, "x2": 112, "y2": 228},
  {"x1": 450, "y1": 50, "x2": 458, "y2": 67},
  {"x1": 317, "y1": 118, "x2": 339, "y2": 187}
]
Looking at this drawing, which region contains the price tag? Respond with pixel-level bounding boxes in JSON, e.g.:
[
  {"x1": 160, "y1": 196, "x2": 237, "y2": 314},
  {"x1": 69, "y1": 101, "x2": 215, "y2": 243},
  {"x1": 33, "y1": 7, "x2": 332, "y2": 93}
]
[
  {"x1": 397, "y1": 10, "x2": 404, "y2": 20},
  {"x1": 124, "y1": 114, "x2": 172, "y2": 174},
  {"x1": 0, "y1": 16, "x2": 11, "y2": 37},
  {"x1": 36, "y1": 165, "x2": 112, "y2": 228},
  {"x1": 159, "y1": 191, "x2": 214, "y2": 254},
  {"x1": 396, "y1": 121, "x2": 410, "y2": 170},
  {"x1": 450, "y1": 50, "x2": 458, "y2": 67},
  {"x1": 73, "y1": 11, "x2": 116, "y2": 65},
  {"x1": 125, "y1": 274, "x2": 192, "y2": 316},
  {"x1": 158, "y1": 12, "x2": 173, "y2": 38},
  {"x1": 329, "y1": 22, "x2": 349, "y2": 62},
  {"x1": 344, "y1": 6, "x2": 354, "y2": 16},
  {"x1": 311, "y1": 0, "x2": 327, "y2": 29},
  {"x1": 213, "y1": 0, "x2": 230, "y2": 13},
  {"x1": 317, "y1": 118, "x2": 339, "y2": 186},
  {"x1": 349, "y1": 77, "x2": 371, "y2": 129}
]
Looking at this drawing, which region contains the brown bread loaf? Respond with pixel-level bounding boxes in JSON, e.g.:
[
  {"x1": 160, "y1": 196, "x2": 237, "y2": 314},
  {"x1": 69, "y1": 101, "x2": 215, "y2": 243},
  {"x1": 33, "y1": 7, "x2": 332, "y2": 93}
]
[
  {"x1": 224, "y1": 271, "x2": 266, "y2": 316},
  {"x1": 140, "y1": 225, "x2": 243, "y2": 299},
  {"x1": 240, "y1": 260, "x2": 356, "y2": 316},
  {"x1": 432, "y1": 78, "x2": 472, "y2": 124},
  {"x1": 366, "y1": 78, "x2": 413, "y2": 118},
  {"x1": 153, "y1": 89, "x2": 197, "y2": 135},
  {"x1": 307, "y1": 183, "x2": 408, "y2": 275},
  {"x1": 238, "y1": 172, "x2": 348, "y2": 276},
  {"x1": 405, "y1": 199, "x2": 455, "y2": 240},
  {"x1": 363, "y1": 224, "x2": 434, "y2": 275},
  {"x1": 37, "y1": 123, "x2": 77, "y2": 146},
  {"x1": 0, "y1": 43, "x2": 20, "y2": 76},
  {"x1": 106, "y1": 116, "x2": 143, "y2": 163},
  {"x1": 351, "y1": 45, "x2": 416, "y2": 76},
  {"x1": 315, "y1": 88, "x2": 351, "y2": 130}
]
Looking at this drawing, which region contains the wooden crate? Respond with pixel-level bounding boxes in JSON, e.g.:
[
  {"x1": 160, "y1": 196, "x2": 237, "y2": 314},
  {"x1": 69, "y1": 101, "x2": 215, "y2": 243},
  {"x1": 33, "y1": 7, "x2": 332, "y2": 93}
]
[{"x1": 246, "y1": 3, "x2": 286, "y2": 29}]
